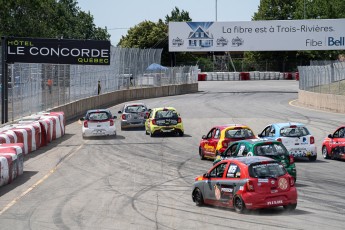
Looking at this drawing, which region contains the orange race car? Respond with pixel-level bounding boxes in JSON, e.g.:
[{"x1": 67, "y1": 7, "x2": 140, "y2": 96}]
[{"x1": 199, "y1": 124, "x2": 256, "y2": 160}]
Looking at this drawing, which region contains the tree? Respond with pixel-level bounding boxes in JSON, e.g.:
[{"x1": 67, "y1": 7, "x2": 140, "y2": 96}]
[
  {"x1": 0, "y1": 0, "x2": 110, "y2": 40},
  {"x1": 117, "y1": 7, "x2": 194, "y2": 66}
]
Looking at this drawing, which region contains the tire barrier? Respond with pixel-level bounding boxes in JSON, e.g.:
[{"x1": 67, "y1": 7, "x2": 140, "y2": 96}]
[
  {"x1": 0, "y1": 112, "x2": 65, "y2": 187},
  {"x1": 202, "y1": 71, "x2": 298, "y2": 81}
]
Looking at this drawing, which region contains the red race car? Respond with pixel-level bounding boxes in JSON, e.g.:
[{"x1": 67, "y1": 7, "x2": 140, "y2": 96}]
[
  {"x1": 192, "y1": 156, "x2": 297, "y2": 213},
  {"x1": 322, "y1": 126, "x2": 345, "y2": 160},
  {"x1": 199, "y1": 124, "x2": 256, "y2": 160}
]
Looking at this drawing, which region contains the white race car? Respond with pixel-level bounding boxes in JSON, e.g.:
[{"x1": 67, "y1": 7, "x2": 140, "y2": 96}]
[
  {"x1": 258, "y1": 122, "x2": 317, "y2": 161},
  {"x1": 80, "y1": 109, "x2": 117, "y2": 138}
]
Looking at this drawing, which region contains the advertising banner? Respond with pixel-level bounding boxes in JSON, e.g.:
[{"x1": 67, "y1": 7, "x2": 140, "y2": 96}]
[
  {"x1": 169, "y1": 19, "x2": 345, "y2": 52},
  {"x1": 6, "y1": 38, "x2": 111, "y2": 65}
]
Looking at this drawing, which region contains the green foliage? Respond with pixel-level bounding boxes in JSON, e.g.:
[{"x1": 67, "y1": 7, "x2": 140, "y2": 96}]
[
  {"x1": 165, "y1": 7, "x2": 192, "y2": 23},
  {"x1": 117, "y1": 7, "x2": 193, "y2": 66},
  {"x1": 0, "y1": 0, "x2": 110, "y2": 40}
]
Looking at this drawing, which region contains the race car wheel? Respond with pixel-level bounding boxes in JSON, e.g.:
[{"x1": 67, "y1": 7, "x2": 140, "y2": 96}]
[
  {"x1": 309, "y1": 155, "x2": 317, "y2": 161},
  {"x1": 199, "y1": 147, "x2": 205, "y2": 160},
  {"x1": 150, "y1": 131, "x2": 155, "y2": 137},
  {"x1": 234, "y1": 196, "x2": 246, "y2": 213},
  {"x1": 322, "y1": 146, "x2": 330, "y2": 159},
  {"x1": 193, "y1": 188, "x2": 204, "y2": 206},
  {"x1": 178, "y1": 130, "x2": 184, "y2": 137},
  {"x1": 283, "y1": 203, "x2": 297, "y2": 211},
  {"x1": 145, "y1": 129, "x2": 149, "y2": 135}
]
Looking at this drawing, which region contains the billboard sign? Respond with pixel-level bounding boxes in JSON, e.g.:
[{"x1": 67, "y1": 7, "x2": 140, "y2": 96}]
[
  {"x1": 6, "y1": 38, "x2": 111, "y2": 65},
  {"x1": 169, "y1": 19, "x2": 345, "y2": 52}
]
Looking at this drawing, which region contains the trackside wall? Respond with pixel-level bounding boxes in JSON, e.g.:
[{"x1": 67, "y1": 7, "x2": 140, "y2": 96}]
[
  {"x1": 298, "y1": 90, "x2": 345, "y2": 113},
  {"x1": 49, "y1": 83, "x2": 198, "y2": 121}
]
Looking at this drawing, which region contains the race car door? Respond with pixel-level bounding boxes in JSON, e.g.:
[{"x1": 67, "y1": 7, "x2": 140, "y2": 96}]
[
  {"x1": 201, "y1": 128, "x2": 221, "y2": 158},
  {"x1": 203, "y1": 162, "x2": 242, "y2": 207},
  {"x1": 202, "y1": 162, "x2": 228, "y2": 205},
  {"x1": 331, "y1": 127, "x2": 345, "y2": 156}
]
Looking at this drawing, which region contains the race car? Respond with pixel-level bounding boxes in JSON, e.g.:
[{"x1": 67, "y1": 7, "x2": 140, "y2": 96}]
[
  {"x1": 258, "y1": 122, "x2": 317, "y2": 161},
  {"x1": 192, "y1": 156, "x2": 297, "y2": 213},
  {"x1": 214, "y1": 139, "x2": 297, "y2": 181},
  {"x1": 118, "y1": 102, "x2": 149, "y2": 130},
  {"x1": 199, "y1": 124, "x2": 256, "y2": 160},
  {"x1": 145, "y1": 107, "x2": 184, "y2": 137},
  {"x1": 322, "y1": 126, "x2": 345, "y2": 160},
  {"x1": 80, "y1": 109, "x2": 117, "y2": 138}
]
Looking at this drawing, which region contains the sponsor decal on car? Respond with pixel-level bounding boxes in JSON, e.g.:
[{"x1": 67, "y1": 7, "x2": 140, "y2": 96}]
[
  {"x1": 278, "y1": 178, "x2": 288, "y2": 190},
  {"x1": 214, "y1": 185, "x2": 221, "y2": 200},
  {"x1": 267, "y1": 200, "x2": 283, "y2": 205},
  {"x1": 221, "y1": 188, "x2": 233, "y2": 193}
]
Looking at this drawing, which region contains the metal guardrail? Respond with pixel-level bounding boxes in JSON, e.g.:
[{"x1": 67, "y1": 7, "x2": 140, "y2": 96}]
[
  {"x1": 0, "y1": 46, "x2": 198, "y2": 122},
  {"x1": 298, "y1": 61, "x2": 345, "y2": 95}
]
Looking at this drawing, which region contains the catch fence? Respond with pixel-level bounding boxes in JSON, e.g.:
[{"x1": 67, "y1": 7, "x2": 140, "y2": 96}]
[
  {"x1": 298, "y1": 61, "x2": 345, "y2": 95},
  {"x1": 0, "y1": 46, "x2": 198, "y2": 122}
]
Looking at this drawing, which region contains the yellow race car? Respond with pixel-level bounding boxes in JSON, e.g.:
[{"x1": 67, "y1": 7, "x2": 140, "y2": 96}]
[{"x1": 145, "y1": 107, "x2": 184, "y2": 137}]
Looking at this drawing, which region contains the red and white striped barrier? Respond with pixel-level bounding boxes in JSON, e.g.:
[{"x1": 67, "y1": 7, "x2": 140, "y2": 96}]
[
  {"x1": 0, "y1": 111, "x2": 65, "y2": 187},
  {"x1": 0, "y1": 145, "x2": 24, "y2": 177},
  {"x1": 0, "y1": 154, "x2": 15, "y2": 185},
  {"x1": 0, "y1": 156, "x2": 10, "y2": 186},
  {"x1": 39, "y1": 113, "x2": 64, "y2": 140}
]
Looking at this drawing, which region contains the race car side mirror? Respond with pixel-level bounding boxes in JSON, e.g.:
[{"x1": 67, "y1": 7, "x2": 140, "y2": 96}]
[
  {"x1": 202, "y1": 135, "x2": 207, "y2": 139},
  {"x1": 80, "y1": 117, "x2": 85, "y2": 121},
  {"x1": 328, "y1": 134, "x2": 333, "y2": 138},
  {"x1": 203, "y1": 173, "x2": 210, "y2": 178},
  {"x1": 113, "y1": 115, "x2": 117, "y2": 119}
]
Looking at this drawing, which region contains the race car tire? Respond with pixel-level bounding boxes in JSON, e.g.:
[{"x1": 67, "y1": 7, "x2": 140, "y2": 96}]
[
  {"x1": 145, "y1": 129, "x2": 149, "y2": 135},
  {"x1": 178, "y1": 130, "x2": 184, "y2": 137},
  {"x1": 193, "y1": 188, "x2": 204, "y2": 206},
  {"x1": 234, "y1": 196, "x2": 246, "y2": 213},
  {"x1": 283, "y1": 203, "x2": 297, "y2": 211},
  {"x1": 322, "y1": 146, "x2": 330, "y2": 159},
  {"x1": 309, "y1": 155, "x2": 317, "y2": 161},
  {"x1": 150, "y1": 131, "x2": 156, "y2": 137},
  {"x1": 199, "y1": 147, "x2": 205, "y2": 160}
]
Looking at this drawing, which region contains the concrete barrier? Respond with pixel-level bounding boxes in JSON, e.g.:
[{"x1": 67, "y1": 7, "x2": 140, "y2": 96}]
[
  {"x1": 48, "y1": 83, "x2": 198, "y2": 122},
  {"x1": 298, "y1": 90, "x2": 345, "y2": 113}
]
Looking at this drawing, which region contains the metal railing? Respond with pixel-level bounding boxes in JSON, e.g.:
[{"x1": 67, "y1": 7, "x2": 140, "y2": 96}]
[
  {"x1": 0, "y1": 46, "x2": 198, "y2": 122},
  {"x1": 298, "y1": 61, "x2": 345, "y2": 95}
]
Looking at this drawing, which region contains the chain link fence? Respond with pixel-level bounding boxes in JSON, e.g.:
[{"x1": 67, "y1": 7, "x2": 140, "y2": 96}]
[
  {"x1": 0, "y1": 46, "x2": 198, "y2": 122},
  {"x1": 298, "y1": 61, "x2": 345, "y2": 95}
]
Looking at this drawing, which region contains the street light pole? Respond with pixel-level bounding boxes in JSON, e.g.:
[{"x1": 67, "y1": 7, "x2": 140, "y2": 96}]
[
  {"x1": 215, "y1": 0, "x2": 217, "y2": 21},
  {"x1": 304, "y1": 0, "x2": 306, "y2": 19}
]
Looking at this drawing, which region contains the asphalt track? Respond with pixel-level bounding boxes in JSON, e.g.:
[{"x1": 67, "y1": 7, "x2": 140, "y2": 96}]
[{"x1": 0, "y1": 80, "x2": 344, "y2": 230}]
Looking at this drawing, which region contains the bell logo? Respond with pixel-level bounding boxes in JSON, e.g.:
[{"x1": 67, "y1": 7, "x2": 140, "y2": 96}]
[{"x1": 328, "y1": 37, "x2": 345, "y2": 46}]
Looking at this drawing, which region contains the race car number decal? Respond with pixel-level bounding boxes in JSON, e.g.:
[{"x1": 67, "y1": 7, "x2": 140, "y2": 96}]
[{"x1": 228, "y1": 165, "x2": 237, "y2": 174}]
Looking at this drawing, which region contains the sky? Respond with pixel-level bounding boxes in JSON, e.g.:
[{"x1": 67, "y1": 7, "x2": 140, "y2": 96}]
[{"x1": 77, "y1": 0, "x2": 261, "y2": 46}]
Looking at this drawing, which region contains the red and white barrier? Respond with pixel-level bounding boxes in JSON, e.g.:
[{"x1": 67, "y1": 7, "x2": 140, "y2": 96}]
[
  {"x1": 0, "y1": 145, "x2": 24, "y2": 176},
  {"x1": 39, "y1": 114, "x2": 64, "y2": 140},
  {"x1": 0, "y1": 156, "x2": 10, "y2": 186},
  {"x1": 0, "y1": 154, "x2": 15, "y2": 185}
]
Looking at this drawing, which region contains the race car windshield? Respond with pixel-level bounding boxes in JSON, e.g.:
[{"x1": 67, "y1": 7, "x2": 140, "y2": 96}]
[
  {"x1": 255, "y1": 143, "x2": 289, "y2": 156},
  {"x1": 280, "y1": 126, "x2": 309, "y2": 137},
  {"x1": 155, "y1": 110, "x2": 178, "y2": 119},
  {"x1": 249, "y1": 163, "x2": 286, "y2": 178},
  {"x1": 225, "y1": 128, "x2": 254, "y2": 138},
  {"x1": 125, "y1": 105, "x2": 146, "y2": 113},
  {"x1": 88, "y1": 112, "x2": 110, "y2": 121}
]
